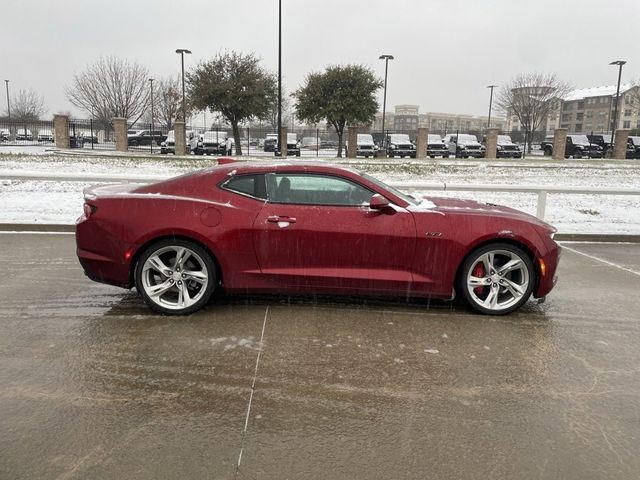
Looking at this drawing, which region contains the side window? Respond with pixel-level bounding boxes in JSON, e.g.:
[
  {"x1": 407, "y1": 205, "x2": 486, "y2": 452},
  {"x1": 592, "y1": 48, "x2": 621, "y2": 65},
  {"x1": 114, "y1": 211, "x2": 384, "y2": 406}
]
[
  {"x1": 266, "y1": 173, "x2": 374, "y2": 206},
  {"x1": 222, "y1": 174, "x2": 267, "y2": 200}
]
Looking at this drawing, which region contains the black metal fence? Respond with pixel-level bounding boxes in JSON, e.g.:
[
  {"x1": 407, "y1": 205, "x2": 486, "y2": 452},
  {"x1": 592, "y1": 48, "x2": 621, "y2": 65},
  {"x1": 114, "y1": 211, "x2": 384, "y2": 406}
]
[
  {"x1": 0, "y1": 117, "x2": 569, "y2": 157},
  {"x1": 0, "y1": 120, "x2": 55, "y2": 147}
]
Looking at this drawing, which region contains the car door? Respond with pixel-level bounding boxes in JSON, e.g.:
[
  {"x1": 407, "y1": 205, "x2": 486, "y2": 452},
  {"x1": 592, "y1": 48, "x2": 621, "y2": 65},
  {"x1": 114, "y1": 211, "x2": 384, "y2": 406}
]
[{"x1": 252, "y1": 172, "x2": 417, "y2": 294}]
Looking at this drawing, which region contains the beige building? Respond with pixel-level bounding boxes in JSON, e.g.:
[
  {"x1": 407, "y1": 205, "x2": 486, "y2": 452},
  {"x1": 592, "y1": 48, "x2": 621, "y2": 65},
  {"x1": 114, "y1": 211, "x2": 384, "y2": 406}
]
[
  {"x1": 560, "y1": 84, "x2": 639, "y2": 133},
  {"x1": 506, "y1": 84, "x2": 640, "y2": 135},
  {"x1": 373, "y1": 105, "x2": 506, "y2": 133}
]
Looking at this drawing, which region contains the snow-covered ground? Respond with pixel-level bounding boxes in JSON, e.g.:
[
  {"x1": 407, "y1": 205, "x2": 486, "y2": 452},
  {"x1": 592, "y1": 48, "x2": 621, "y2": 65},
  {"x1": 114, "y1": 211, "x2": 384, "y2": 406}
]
[{"x1": 1, "y1": 153, "x2": 640, "y2": 234}]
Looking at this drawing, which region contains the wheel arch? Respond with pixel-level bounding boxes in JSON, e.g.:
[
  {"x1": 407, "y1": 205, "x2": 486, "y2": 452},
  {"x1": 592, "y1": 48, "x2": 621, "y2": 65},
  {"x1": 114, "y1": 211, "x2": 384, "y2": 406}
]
[
  {"x1": 129, "y1": 233, "x2": 224, "y2": 289},
  {"x1": 453, "y1": 237, "x2": 540, "y2": 296}
]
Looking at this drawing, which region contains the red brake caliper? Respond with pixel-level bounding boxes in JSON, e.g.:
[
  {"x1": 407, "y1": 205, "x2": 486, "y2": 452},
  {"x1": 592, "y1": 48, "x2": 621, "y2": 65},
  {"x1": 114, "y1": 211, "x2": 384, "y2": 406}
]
[{"x1": 472, "y1": 262, "x2": 485, "y2": 296}]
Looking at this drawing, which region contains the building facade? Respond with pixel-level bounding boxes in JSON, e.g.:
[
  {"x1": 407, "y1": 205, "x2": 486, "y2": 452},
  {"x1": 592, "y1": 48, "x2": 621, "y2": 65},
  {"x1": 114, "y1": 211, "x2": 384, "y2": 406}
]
[
  {"x1": 506, "y1": 84, "x2": 640, "y2": 135},
  {"x1": 373, "y1": 105, "x2": 506, "y2": 134}
]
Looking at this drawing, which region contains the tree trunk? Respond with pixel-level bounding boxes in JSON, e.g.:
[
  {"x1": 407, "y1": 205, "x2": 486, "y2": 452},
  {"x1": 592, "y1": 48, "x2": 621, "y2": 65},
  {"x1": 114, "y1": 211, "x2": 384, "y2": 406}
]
[
  {"x1": 232, "y1": 121, "x2": 242, "y2": 156},
  {"x1": 336, "y1": 131, "x2": 344, "y2": 158}
]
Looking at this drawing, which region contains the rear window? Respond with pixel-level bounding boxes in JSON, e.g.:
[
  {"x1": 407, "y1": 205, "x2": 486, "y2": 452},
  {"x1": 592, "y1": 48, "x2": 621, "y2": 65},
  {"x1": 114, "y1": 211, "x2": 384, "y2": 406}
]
[{"x1": 221, "y1": 174, "x2": 267, "y2": 200}]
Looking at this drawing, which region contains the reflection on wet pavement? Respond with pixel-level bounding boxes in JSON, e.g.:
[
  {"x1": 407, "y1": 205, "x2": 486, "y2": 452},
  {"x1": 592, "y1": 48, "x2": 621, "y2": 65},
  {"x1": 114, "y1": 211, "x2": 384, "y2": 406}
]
[{"x1": 1, "y1": 234, "x2": 639, "y2": 479}]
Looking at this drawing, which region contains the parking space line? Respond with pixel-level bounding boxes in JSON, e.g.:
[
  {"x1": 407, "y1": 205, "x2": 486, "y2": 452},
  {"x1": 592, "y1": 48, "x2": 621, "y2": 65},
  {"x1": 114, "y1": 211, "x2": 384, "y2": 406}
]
[
  {"x1": 235, "y1": 305, "x2": 269, "y2": 478},
  {"x1": 561, "y1": 245, "x2": 640, "y2": 277}
]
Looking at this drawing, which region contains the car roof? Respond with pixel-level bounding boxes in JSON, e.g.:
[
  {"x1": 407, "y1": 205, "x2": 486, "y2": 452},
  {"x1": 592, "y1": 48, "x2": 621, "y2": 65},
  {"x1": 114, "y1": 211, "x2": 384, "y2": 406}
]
[{"x1": 212, "y1": 160, "x2": 359, "y2": 176}]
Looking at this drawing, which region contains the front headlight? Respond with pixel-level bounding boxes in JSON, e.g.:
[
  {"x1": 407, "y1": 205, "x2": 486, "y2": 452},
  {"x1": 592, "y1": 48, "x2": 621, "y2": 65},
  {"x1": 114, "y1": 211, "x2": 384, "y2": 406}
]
[
  {"x1": 459, "y1": 145, "x2": 466, "y2": 150},
  {"x1": 160, "y1": 142, "x2": 166, "y2": 147},
  {"x1": 496, "y1": 145, "x2": 503, "y2": 150},
  {"x1": 198, "y1": 141, "x2": 203, "y2": 147},
  {"x1": 390, "y1": 144, "x2": 397, "y2": 149}
]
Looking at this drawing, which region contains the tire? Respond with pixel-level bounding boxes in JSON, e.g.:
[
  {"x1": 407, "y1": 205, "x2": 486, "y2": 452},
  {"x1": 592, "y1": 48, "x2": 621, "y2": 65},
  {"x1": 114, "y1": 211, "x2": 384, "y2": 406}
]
[
  {"x1": 543, "y1": 147, "x2": 552, "y2": 156},
  {"x1": 135, "y1": 239, "x2": 216, "y2": 315},
  {"x1": 130, "y1": 140, "x2": 139, "y2": 147},
  {"x1": 458, "y1": 243, "x2": 535, "y2": 315},
  {"x1": 430, "y1": 155, "x2": 435, "y2": 158}
]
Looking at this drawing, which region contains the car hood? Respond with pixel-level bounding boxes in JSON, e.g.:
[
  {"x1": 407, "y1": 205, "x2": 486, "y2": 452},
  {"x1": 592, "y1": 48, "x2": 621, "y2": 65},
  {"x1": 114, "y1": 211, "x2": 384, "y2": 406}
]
[{"x1": 415, "y1": 196, "x2": 555, "y2": 231}]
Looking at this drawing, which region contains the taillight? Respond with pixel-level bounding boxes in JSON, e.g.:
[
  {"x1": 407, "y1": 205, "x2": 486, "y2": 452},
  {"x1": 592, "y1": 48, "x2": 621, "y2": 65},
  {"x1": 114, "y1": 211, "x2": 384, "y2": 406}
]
[{"x1": 83, "y1": 203, "x2": 97, "y2": 217}]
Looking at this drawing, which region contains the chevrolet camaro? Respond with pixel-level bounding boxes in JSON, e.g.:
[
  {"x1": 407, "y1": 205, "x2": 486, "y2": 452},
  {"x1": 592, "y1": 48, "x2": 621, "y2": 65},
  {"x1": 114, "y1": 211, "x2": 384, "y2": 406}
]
[{"x1": 76, "y1": 160, "x2": 560, "y2": 315}]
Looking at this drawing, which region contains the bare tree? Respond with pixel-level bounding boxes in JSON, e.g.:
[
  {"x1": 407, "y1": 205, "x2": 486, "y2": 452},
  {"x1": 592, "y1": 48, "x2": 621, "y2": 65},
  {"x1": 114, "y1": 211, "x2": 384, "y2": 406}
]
[
  {"x1": 140, "y1": 76, "x2": 186, "y2": 130},
  {"x1": 155, "y1": 76, "x2": 183, "y2": 129},
  {"x1": 11, "y1": 88, "x2": 47, "y2": 121},
  {"x1": 65, "y1": 56, "x2": 149, "y2": 125},
  {"x1": 496, "y1": 72, "x2": 571, "y2": 153}
]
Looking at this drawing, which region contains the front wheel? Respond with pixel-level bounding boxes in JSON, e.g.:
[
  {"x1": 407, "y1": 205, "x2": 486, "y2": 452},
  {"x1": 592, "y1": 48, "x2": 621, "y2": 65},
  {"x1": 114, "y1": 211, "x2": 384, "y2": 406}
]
[
  {"x1": 458, "y1": 243, "x2": 535, "y2": 315},
  {"x1": 135, "y1": 240, "x2": 216, "y2": 315}
]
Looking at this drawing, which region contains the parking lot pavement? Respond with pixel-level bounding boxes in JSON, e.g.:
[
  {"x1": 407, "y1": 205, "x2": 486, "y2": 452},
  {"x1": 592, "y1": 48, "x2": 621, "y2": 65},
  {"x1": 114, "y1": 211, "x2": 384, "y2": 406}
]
[{"x1": 1, "y1": 234, "x2": 640, "y2": 479}]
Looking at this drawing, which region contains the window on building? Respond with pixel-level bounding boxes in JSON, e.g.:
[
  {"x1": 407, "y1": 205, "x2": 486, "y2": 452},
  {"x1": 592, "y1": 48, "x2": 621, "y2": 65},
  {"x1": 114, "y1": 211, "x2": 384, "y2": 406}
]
[
  {"x1": 577, "y1": 101, "x2": 584, "y2": 110},
  {"x1": 596, "y1": 125, "x2": 604, "y2": 131},
  {"x1": 575, "y1": 124, "x2": 582, "y2": 132},
  {"x1": 623, "y1": 121, "x2": 631, "y2": 129},
  {"x1": 624, "y1": 109, "x2": 632, "y2": 117},
  {"x1": 562, "y1": 113, "x2": 572, "y2": 122},
  {"x1": 576, "y1": 113, "x2": 584, "y2": 121}
]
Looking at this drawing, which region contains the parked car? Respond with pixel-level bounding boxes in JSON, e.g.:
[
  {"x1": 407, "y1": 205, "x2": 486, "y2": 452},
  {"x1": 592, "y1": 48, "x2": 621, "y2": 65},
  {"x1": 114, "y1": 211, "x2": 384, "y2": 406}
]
[
  {"x1": 485, "y1": 135, "x2": 523, "y2": 158},
  {"x1": 443, "y1": 134, "x2": 483, "y2": 158},
  {"x1": 587, "y1": 134, "x2": 613, "y2": 155},
  {"x1": 192, "y1": 130, "x2": 227, "y2": 155},
  {"x1": 76, "y1": 161, "x2": 560, "y2": 316},
  {"x1": 0, "y1": 129, "x2": 9, "y2": 141},
  {"x1": 628, "y1": 136, "x2": 640, "y2": 159},
  {"x1": 160, "y1": 130, "x2": 195, "y2": 154},
  {"x1": 38, "y1": 130, "x2": 54, "y2": 143},
  {"x1": 127, "y1": 130, "x2": 167, "y2": 147},
  {"x1": 541, "y1": 134, "x2": 603, "y2": 158},
  {"x1": 79, "y1": 133, "x2": 98, "y2": 145},
  {"x1": 386, "y1": 134, "x2": 416, "y2": 158},
  {"x1": 263, "y1": 133, "x2": 278, "y2": 152},
  {"x1": 427, "y1": 134, "x2": 449, "y2": 158},
  {"x1": 345, "y1": 133, "x2": 379, "y2": 157},
  {"x1": 300, "y1": 136, "x2": 320, "y2": 151},
  {"x1": 281, "y1": 132, "x2": 300, "y2": 156}
]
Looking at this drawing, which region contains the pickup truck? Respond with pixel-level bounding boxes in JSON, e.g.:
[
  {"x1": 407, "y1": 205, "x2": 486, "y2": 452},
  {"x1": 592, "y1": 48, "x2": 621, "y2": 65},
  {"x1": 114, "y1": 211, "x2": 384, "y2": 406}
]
[{"x1": 386, "y1": 134, "x2": 416, "y2": 158}]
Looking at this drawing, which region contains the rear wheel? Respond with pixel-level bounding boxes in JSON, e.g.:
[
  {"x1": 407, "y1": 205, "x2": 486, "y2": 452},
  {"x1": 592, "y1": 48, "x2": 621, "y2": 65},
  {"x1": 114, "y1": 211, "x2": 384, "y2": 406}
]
[
  {"x1": 135, "y1": 239, "x2": 216, "y2": 315},
  {"x1": 458, "y1": 243, "x2": 535, "y2": 315}
]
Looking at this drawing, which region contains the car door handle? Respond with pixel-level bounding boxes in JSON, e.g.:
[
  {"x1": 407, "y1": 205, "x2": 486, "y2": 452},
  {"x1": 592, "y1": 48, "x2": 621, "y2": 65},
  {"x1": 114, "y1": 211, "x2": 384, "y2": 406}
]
[{"x1": 267, "y1": 215, "x2": 297, "y2": 223}]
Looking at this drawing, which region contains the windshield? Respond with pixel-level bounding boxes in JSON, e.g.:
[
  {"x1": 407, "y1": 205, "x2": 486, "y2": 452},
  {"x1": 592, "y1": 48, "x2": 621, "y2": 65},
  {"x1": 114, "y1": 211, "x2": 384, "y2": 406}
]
[
  {"x1": 570, "y1": 135, "x2": 590, "y2": 145},
  {"x1": 497, "y1": 135, "x2": 513, "y2": 143},
  {"x1": 287, "y1": 133, "x2": 297, "y2": 143},
  {"x1": 458, "y1": 134, "x2": 478, "y2": 144},
  {"x1": 630, "y1": 136, "x2": 640, "y2": 144},
  {"x1": 357, "y1": 134, "x2": 374, "y2": 143},
  {"x1": 389, "y1": 134, "x2": 411, "y2": 143},
  {"x1": 204, "y1": 131, "x2": 225, "y2": 141},
  {"x1": 428, "y1": 134, "x2": 443, "y2": 142},
  {"x1": 359, "y1": 171, "x2": 420, "y2": 206}
]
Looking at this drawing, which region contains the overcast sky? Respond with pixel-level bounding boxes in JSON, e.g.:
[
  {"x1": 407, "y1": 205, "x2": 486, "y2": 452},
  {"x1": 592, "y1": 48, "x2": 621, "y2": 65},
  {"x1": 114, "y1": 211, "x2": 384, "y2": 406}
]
[{"x1": 1, "y1": 0, "x2": 638, "y2": 120}]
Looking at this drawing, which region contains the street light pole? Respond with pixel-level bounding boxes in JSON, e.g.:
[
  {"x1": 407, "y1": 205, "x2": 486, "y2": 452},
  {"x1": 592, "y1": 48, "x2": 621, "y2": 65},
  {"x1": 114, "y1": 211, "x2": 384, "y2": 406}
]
[
  {"x1": 149, "y1": 78, "x2": 154, "y2": 154},
  {"x1": 277, "y1": 0, "x2": 282, "y2": 156},
  {"x1": 175, "y1": 49, "x2": 192, "y2": 125},
  {"x1": 609, "y1": 60, "x2": 626, "y2": 146},
  {"x1": 4, "y1": 80, "x2": 10, "y2": 118},
  {"x1": 487, "y1": 85, "x2": 498, "y2": 128},
  {"x1": 379, "y1": 55, "x2": 394, "y2": 148}
]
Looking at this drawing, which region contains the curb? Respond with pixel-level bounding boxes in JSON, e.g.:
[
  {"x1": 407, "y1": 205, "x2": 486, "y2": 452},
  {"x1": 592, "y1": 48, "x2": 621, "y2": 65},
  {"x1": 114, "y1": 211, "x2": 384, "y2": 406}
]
[{"x1": 1, "y1": 224, "x2": 639, "y2": 242}]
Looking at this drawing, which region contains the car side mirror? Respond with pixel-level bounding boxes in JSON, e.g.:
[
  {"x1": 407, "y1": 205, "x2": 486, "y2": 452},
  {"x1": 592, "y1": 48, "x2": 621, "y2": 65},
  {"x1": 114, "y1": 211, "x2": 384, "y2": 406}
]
[{"x1": 369, "y1": 194, "x2": 394, "y2": 214}]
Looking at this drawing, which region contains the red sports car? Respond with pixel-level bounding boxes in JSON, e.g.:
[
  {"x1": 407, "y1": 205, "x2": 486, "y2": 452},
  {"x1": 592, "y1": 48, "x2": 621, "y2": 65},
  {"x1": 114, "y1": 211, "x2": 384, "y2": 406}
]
[{"x1": 76, "y1": 161, "x2": 560, "y2": 315}]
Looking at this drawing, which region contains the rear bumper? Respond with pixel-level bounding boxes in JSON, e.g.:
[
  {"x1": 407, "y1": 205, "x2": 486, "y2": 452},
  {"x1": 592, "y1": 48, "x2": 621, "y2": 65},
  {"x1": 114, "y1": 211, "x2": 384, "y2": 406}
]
[{"x1": 76, "y1": 217, "x2": 132, "y2": 289}]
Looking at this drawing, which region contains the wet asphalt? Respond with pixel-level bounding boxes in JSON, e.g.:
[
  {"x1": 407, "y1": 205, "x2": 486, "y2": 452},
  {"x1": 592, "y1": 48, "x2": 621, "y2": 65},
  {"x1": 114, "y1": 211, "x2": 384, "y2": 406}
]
[{"x1": 1, "y1": 234, "x2": 640, "y2": 480}]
